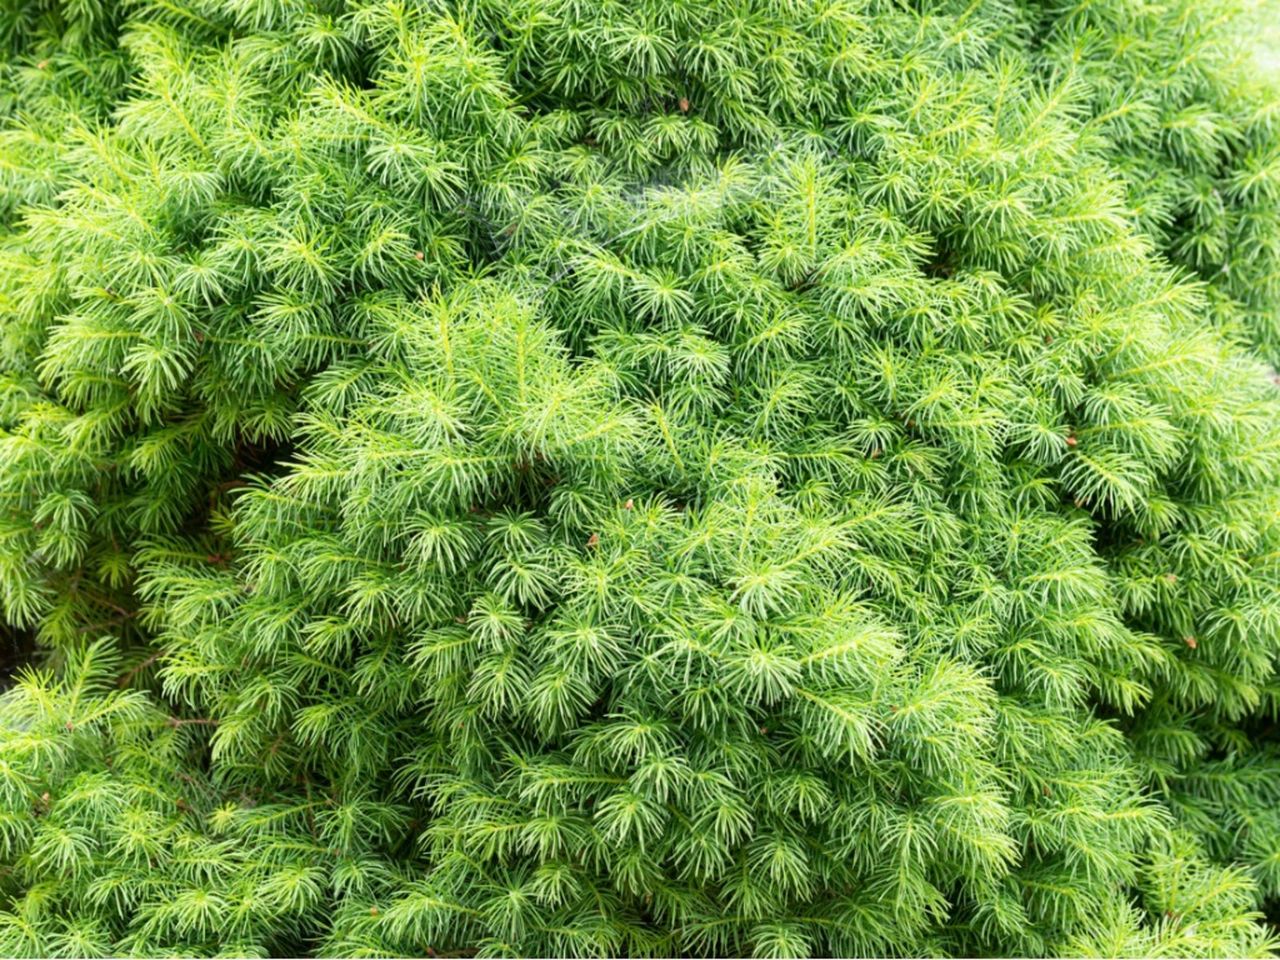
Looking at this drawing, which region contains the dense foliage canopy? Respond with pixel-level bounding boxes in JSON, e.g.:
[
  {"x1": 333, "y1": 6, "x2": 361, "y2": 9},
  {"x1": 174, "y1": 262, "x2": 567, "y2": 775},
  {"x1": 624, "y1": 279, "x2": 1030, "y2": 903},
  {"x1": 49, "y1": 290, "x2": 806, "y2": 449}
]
[{"x1": 3, "y1": 0, "x2": 1280, "y2": 956}]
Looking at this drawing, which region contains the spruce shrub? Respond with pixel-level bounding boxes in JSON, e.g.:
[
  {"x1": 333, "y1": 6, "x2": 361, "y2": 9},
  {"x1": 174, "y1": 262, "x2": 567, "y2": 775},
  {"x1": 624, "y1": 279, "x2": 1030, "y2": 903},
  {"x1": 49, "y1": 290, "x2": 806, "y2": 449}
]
[{"x1": 3, "y1": 0, "x2": 1280, "y2": 956}]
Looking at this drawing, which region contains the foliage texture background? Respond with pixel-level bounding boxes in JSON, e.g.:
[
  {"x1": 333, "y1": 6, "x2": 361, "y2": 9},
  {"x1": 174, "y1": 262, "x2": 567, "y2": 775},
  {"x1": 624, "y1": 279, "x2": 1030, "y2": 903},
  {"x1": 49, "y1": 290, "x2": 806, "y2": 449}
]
[{"x1": 3, "y1": 0, "x2": 1280, "y2": 956}]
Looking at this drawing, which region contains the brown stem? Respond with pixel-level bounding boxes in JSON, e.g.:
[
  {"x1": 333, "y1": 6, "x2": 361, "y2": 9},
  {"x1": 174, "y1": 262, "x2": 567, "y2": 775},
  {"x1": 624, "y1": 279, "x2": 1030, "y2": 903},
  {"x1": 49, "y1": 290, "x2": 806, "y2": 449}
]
[{"x1": 117, "y1": 650, "x2": 161, "y2": 688}]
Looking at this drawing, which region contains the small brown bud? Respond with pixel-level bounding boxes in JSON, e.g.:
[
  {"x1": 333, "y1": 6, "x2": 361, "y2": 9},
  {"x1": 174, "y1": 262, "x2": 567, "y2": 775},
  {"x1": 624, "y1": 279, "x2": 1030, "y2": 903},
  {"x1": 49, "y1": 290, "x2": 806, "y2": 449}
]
[
  {"x1": 1184, "y1": 636, "x2": 1197, "y2": 649},
  {"x1": 678, "y1": 97, "x2": 690, "y2": 113},
  {"x1": 36, "y1": 60, "x2": 48, "y2": 70},
  {"x1": 415, "y1": 251, "x2": 424, "y2": 260},
  {"x1": 623, "y1": 498, "x2": 634, "y2": 510},
  {"x1": 370, "y1": 906, "x2": 379, "y2": 917},
  {"x1": 1164, "y1": 573, "x2": 1178, "y2": 584},
  {"x1": 1065, "y1": 435, "x2": 1077, "y2": 447},
  {"x1": 64, "y1": 721, "x2": 74, "y2": 731},
  {"x1": 586, "y1": 532, "x2": 599, "y2": 548}
]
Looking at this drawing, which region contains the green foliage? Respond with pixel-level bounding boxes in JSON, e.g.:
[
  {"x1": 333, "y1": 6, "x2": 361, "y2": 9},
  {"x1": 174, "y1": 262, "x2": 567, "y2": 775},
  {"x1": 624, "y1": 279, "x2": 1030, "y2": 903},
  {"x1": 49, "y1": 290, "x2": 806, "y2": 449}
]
[{"x1": 3, "y1": 0, "x2": 1280, "y2": 956}]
